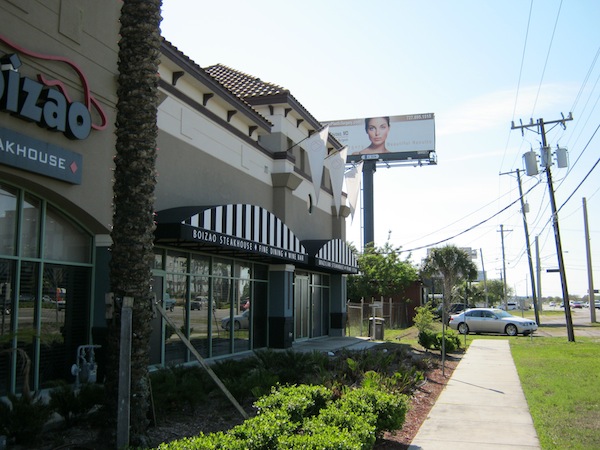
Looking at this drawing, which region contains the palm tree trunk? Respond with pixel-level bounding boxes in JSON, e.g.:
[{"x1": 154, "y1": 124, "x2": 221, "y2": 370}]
[{"x1": 105, "y1": 1, "x2": 162, "y2": 447}]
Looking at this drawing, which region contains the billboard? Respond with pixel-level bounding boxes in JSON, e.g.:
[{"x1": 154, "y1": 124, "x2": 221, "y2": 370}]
[{"x1": 324, "y1": 113, "x2": 435, "y2": 163}]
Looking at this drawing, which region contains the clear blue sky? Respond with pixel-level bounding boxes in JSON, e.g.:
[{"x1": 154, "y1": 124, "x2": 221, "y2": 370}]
[{"x1": 161, "y1": 0, "x2": 600, "y2": 299}]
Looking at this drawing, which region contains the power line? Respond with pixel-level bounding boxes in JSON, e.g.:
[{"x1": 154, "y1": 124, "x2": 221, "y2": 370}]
[{"x1": 400, "y1": 181, "x2": 541, "y2": 254}]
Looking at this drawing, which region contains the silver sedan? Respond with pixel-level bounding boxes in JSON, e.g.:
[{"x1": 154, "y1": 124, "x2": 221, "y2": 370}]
[{"x1": 448, "y1": 308, "x2": 538, "y2": 336}]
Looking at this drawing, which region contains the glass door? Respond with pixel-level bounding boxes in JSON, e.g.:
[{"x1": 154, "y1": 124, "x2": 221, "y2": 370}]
[{"x1": 294, "y1": 275, "x2": 310, "y2": 340}]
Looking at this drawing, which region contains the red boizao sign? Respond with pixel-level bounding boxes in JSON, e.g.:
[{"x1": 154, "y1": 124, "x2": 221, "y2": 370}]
[{"x1": 0, "y1": 35, "x2": 107, "y2": 140}]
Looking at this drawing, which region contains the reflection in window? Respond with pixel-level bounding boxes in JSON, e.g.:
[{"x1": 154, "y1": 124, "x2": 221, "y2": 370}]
[
  {"x1": 166, "y1": 250, "x2": 187, "y2": 273},
  {"x1": 212, "y1": 276, "x2": 232, "y2": 358},
  {"x1": 0, "y1": 183, "x2": 92, "y2": 394},
  {"x1": 164, "y1": 273, "x2": 187, "y2": 365},
  {"x1": 213, "y1": 258, "x2": 231, "y2": 278},
  {"x1": 153, "y1": 248, "x2": 164, "y2": 270},
  {"x1": 0, "y1": 185, "x2": 17, "y2": 256},
  {"x1": 189, "y1": 276, "x2": 209, "y2": 358},
  {"x1": 190, "y1": 254, "x2": 209, "y2": 276},
  {"x1": 21, "y1": 194, "x2": 40, "y2": 258},
  {"x1": 44, "y1": 205, "x2": 91, "y2": 263}
]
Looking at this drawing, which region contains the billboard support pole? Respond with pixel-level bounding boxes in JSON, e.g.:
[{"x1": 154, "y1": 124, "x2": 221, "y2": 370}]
[{"x1": 362, "y1": 160, "x2": 376, "y2": 248}]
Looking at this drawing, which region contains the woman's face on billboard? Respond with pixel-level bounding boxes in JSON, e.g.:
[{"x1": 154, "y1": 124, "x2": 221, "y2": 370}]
[{"x1": 366, "y1": 117, "x2": 390, "y2": 146}]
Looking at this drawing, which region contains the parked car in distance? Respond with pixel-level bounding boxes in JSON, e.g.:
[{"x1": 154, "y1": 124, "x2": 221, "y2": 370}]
[
  {"x1": 190, "y1": 297, "x2": 206, "y2": 310},
  {"x1": 595, "y1": 301, "x2": 600, "y2": 309},
  {"x1": 448, "y1": 308, "x2": 538, "y2": 336},
  {"x1": 221, "y1": 310, "x2": 250, "y2": 331},
  {"x1": 498, "y1": 302, "x2": 520, "y2": 311},
  {"x1": 571, "y1": 301, "x2": 583, "y2": 309},
  {"x1": 57, "y1": 300, "x2": 66, "y2": 311}
]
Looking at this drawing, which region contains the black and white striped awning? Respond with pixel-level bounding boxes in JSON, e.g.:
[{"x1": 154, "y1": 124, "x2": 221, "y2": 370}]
[
  {"x1": 303, "y1": 239, "x2": 359, "y2": 274},
  {"x1": 155, "y1": 204, "x2": 308, "y2": 264}
]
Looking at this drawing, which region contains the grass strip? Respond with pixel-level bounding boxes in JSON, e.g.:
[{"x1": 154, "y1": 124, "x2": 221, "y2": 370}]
[{"x1": 511, "y1": 337, "x2": 600, "y2": 450}]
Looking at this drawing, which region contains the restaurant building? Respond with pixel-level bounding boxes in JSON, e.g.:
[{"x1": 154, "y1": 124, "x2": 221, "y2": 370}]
[{"x1": 0, "y1": 1, "x2": 357, "y2": 395}]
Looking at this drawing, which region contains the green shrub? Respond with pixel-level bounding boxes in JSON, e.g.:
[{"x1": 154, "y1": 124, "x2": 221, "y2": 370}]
[
  {"x1": 154, "y1": 383, "x2": 409, "y2": 449},
  {"x1": 228, "y1": 409, "x2": 296, "y2": 448},
  {"x1": 0, "y1": 393, "x2": 51, "y2": 445},
  {"x1": 419, "y1": 329, "x2": 462, "y2": 352},
  {"x1": 436, "y1": 329, "x2": 461, "y2": 353},
  {"x1": 362, "y1": 368, "x2": 424, "y2": 395},
  {"x1": 254, "y1": 384, "x2": 332, "y2": 423},
  {"x1": 48, "y1": 382, "x2": 104, "y2": 426},
  {"x1": 149, "y1": 366, "x2": 209, "y2": 418},
  {"x1": 414, "y1": 304, "x2": 436, "y2": 333},
  {"x1": 316, "y1": 401, "x2": 377, "y2": 447},
  {"x1": 278, "y1": 420, "x2": 363, "y2": 449},
  {"x1": 418, "y1": 329, "x2": 437, "y2": 350},
  {"x1": 339, "y1": 385, "x2": 408, "y2": 435}
]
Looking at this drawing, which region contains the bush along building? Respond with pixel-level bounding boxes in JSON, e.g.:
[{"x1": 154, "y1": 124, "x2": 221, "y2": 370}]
[{"x1": 0, "y1": 1, "x2": 357, "y2": 395}]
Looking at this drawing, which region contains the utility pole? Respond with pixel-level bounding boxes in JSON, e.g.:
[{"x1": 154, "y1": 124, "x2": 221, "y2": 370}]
[
  {"x1": 583, "y1": 197, "x2": 596, "y2": 323},
  {"x1": 498, "y1": 224, "x2": 510, "y2": 310},
  {"x1": 500, "y1": 169, "x2": 540, "y2": 324},
  {"x1": 517, "y1": 169, "x2": 539, "y2": 323},
  {"x1": 512, "y1": 115, "x2": 575, "y2": 341},
  {"x1": 535, "y1": 236, "x2": 542, "y2": 308}
]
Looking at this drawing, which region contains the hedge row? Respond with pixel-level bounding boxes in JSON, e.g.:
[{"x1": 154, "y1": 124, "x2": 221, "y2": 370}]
[{"x1": 154, "y1": 383, "x2": 409, "y2": 450}]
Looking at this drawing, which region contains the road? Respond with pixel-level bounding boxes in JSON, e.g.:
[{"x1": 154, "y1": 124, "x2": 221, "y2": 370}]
[{"x1": 535, "y1": 306, "x2": 600, "y2": 338}]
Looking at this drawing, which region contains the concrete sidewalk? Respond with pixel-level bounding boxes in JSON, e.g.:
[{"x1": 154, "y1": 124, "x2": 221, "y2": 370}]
[{"x1": 409, "y1": 339, "x2": 541, "y2": 450}]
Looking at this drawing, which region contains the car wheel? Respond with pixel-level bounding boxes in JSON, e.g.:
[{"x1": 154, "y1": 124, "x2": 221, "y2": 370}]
[
  {"x1": 234, "y1": 321, "x2": 241, "y2": 331},
  {"x1": 505, "y1": 324, "x2": 518, "y2": 336},
  {"x1": 458, "y1": 322, "x2": 469, "y2": 335}
]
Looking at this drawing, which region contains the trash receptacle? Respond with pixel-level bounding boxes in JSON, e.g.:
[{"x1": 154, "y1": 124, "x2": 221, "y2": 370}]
[{"x1": 368, "y1": 317, "x2": 385, "y2": 340}]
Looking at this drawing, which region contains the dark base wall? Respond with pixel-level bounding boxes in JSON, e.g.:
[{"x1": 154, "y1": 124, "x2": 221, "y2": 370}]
[{"x1": 268, "y1": 316, "x2": 294, "y2": 348}]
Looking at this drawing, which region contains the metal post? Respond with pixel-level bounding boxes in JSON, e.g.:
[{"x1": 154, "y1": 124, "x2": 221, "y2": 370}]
[
  {"x1": 117, "y1": 296, "x2": 133, "y2": 449},
  {"x1": 362, "y1": 160, "x2": 376, "y2": 247}
]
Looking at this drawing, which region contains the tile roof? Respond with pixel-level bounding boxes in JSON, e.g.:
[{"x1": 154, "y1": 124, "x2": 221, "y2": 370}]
[{"x1": 204, "y1": 64, "x2": 289, "y2": 99}]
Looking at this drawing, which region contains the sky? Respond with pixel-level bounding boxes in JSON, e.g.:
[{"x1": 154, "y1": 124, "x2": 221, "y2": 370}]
[{"x1": 160, "y1": 0, "x2": 600, "y2": 299}]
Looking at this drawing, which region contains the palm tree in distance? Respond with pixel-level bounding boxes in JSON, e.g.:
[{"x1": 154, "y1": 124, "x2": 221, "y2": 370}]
[{"x1": 421, "y1": 245, "x2": 478, "y2": 321}]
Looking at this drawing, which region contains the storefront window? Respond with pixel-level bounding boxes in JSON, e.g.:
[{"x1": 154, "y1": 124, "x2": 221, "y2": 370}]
[
  {"x1": 164, "y1": 273, "x2": 187, "y2": 365},
  {"x1": 152, "y1": 248, "x2": 164, "y2": 270},
  {"x1": 0, "y1": 182, "x2": 93, "y2": 394},
  {"x1": 20, "y1": 194, "x2": 40, "y2": 258},
  {"x1": 212, "y1": 276, "x2": 232, "y2": 357},
  {"x1": 166, "y1": 250, "x2": 188, "y2": 273},
  {"x1": 189, "y1": 275, "x2": 209, "y2": 358},
  {"x1": 213, "y1": 257, "x2": 231, "y2": 278},
  {"x1": 44, "y1": 205, "x2": 91, "y2": 263},
  {"x1": 39, "y1": 264, "x2": 89, "y2": 390},
  {"x1": 15, "y1": 261, "x2": 39, "y2": 394},
  {"x1": 190, "y1": 254, "x2": 209, "y2": 275},
  {"x1": 158, "y1": 249, "x2": 269, "y2": 363},
  {"x1": 0, "y1": 185, "x2": 17, "y2": 256}
]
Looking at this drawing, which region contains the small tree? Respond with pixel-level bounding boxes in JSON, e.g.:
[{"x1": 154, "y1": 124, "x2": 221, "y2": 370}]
[{"x1": 347, "y1": 242, "x2": 418, "y2": 302}]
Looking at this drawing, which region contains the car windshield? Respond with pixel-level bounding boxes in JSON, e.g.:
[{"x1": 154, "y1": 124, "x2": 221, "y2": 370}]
[{"x1": 493, "y1": 309, "x2": 512, "y2": 318}]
